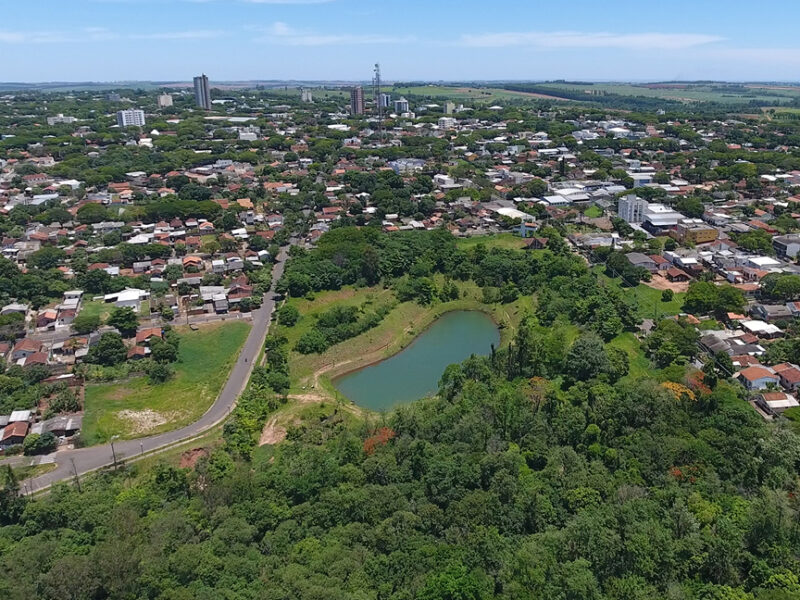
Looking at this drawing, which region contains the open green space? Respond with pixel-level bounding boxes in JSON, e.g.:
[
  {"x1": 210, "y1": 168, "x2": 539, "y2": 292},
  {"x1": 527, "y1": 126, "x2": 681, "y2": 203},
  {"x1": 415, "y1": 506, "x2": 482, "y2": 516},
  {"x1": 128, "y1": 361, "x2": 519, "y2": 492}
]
[
  {"x1": 78, "y1": 299, "x2": 112, "y2": 323},
  {"x1": 390, "y1": 85, "x2": 572, "y2": 103},
  {"x1": 607, "y1": 331, "x2": 653, "y2": 380},
  {"x1": 540, "y1": 82, "x2": 800, "y2": 105},
  {"x1": 81, "y1": 320, "x2": 250, "y2": 445},
  {"x1": 455, "y1": 232, "x2": 528, "y2": 251},
  {"x1": 583, "y1": 205, "x2": 603, "y2": 218},
  {"x1": 594, "y1": 267, "x2": 686, "y2": 319},
  {"x1": 12, "y1": 462, "x2": 58, "y2": 481}
]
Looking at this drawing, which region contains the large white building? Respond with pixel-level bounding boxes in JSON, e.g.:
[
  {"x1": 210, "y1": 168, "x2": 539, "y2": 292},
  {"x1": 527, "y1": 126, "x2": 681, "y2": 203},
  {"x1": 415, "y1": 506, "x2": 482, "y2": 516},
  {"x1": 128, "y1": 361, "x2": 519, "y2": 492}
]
[
  {"x1": 618, "y1": 195, "x2": 648, "y2": 224},
  {"x1": 116, "y1": 109, "x2": 146, "y2": 127},
  {"x1": 394, "y1": 97, "x2": 409, "y2": 113},
  {"x1": 46, "y1": 114, "x2": 77, "y2": 126},
  {"x1": 157, "y1": 93, "x2": 173, "y2": 108}
]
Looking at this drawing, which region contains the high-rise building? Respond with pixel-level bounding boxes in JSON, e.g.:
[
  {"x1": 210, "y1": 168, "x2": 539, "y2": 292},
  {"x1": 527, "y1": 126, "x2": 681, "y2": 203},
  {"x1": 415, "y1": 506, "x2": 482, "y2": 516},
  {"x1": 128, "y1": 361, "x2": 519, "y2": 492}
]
[
  {"x1": 193, "y1": 74, "x2": 212, "y2": 110},
  {"x1": 116, "y1": 109, "x2": 146, "y2": 127},
  {"x1": 300, "y1": 89, "x2": 313, "y2": 103},
  {"x1": 444, "y1": 101, "x2": 455, "y2": 114},
  {"x1": 393, "y1": 97, "x2": 409, "y2": 114},
  {"x1": 618, "y1": 195, "x2": 647, "y2": 224},
  {"x1": 157, "y1": 93, "x2": 173, "y2": 108},
  {"x1": 379, "y1": 93, "x2": 391, "y2": 108},
  {"x1": 350, "y1": 86, "x2": 364, "y2": 115}
]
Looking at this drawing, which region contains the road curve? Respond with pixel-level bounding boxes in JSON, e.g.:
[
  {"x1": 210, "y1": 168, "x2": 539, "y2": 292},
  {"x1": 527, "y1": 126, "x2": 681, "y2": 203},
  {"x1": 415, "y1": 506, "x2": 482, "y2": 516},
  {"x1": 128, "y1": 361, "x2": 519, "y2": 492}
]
[{"x1": 25, "y1": 248, "x2": 290, "y2": 494}]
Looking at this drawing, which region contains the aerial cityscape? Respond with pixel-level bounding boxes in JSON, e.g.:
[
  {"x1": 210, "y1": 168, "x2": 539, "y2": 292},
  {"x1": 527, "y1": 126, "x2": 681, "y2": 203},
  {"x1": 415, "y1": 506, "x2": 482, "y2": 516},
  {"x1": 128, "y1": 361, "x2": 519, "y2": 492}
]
[{"x1": 3, "y1": 1, "x2": 800, "y2": 598}]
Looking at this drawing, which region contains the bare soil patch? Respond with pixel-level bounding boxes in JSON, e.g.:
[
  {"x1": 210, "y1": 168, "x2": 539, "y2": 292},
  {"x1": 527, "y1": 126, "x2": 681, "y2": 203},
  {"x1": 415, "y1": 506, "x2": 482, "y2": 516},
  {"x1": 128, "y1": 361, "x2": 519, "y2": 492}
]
[
  {"x1": 179, "y1": 448, "x2": 209, "y2": 469},
  {"x1": 644, "y1": 275, "x2": 690, "y2": 293},
  {"x1": 259, "y1": 416, "x2": 287, "y2": 446}
]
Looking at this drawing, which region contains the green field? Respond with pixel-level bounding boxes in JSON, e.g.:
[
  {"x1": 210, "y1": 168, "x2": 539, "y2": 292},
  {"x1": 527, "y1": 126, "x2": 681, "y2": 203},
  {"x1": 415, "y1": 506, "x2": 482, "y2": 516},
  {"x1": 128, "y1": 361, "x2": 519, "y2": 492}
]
[
  {"x1": 389, "y1": 85, "x2": 572, "y2": 103},
  {"x1": 540, "y1": 82, "x2": 800, "y2": 105},
  {"x1": 594, "y1": 267, "x2": 686, "y2": 319},
  {"x1": 455, "y1": 233, "x2": 528, "y2": 251},
  {"x1": 583, "y1": 205, "x2": 603, "y2": 218},
  {"x1": 78, "y1": 299, "x2": 112, "y2": 323},
  {"x1": 82, "y1": 321, "x2": 250, "y2": 445},
  {"x1": 608, "y1": 332, "x2": 653, "y2": 380}
]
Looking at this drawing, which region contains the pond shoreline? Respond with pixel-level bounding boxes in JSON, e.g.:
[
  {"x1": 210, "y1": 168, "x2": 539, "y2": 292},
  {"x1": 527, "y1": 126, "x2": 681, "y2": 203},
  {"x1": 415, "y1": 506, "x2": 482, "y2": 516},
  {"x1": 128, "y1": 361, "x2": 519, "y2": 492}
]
[
  {"x1": 329, "y1": 307, "x2": 498, "y2": 384},
  {"x1": 332, "y1": 310, "x2": 501, "y2": 411}
]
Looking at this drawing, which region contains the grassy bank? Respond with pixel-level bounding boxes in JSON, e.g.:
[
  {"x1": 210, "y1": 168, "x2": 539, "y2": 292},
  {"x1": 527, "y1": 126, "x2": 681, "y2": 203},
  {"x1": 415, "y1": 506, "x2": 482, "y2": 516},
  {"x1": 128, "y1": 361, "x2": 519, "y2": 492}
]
[
  {"x1": 275, "y1": 280, "x2": 532, "y2": 400},
  {"x1": 82, "y1": 321, "x2": 250, "y2": 445}
]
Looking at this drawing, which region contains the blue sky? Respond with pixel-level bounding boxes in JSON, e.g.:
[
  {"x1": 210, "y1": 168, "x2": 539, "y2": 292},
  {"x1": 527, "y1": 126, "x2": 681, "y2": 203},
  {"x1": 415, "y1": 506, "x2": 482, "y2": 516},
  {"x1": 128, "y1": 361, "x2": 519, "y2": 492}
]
[{"x1": 3, "y1": 0, "x2": 800, "y2": 82}]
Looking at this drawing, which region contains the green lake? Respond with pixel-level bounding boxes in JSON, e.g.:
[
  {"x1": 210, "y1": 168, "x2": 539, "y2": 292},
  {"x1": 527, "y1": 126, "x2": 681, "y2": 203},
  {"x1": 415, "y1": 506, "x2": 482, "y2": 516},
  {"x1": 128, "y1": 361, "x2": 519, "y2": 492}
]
[{"x1": 333, "y1": 310, "x2": 500, "y2": 411}]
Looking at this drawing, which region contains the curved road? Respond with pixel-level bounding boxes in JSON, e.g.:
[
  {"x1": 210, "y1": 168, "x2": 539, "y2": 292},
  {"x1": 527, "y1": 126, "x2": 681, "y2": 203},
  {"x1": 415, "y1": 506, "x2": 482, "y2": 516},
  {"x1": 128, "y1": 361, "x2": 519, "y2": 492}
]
[{"x1": 25, "y1": 247, "x2": 290, "y2": 494}]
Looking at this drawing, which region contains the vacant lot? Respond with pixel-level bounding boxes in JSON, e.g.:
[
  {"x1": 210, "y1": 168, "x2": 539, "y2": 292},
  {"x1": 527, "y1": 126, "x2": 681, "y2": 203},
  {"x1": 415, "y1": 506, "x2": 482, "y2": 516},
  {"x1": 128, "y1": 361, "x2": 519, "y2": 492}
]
[
  {"x1": 594, "y1": 267, "x2": 686, "y2": 319},
  {"x1": 82, "y1": 320, "x2": 250, "y2": 444},
  {"x1": 455, "y1": 233, "x2": 528, "y2": 251}
]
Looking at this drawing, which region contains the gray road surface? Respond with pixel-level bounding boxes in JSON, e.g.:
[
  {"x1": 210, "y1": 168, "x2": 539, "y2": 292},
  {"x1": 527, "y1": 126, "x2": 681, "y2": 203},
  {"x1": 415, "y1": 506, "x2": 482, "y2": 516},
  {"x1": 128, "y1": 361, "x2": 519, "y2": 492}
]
[{"x1": 24, "y1": 248, "x2": 289, "y2": 494}]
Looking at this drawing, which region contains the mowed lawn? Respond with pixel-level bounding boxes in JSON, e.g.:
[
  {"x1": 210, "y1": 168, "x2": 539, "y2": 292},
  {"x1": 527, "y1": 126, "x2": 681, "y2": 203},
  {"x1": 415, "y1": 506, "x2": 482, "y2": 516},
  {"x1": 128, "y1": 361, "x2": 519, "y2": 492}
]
[
  {"x1": 78, "y1": 298, "x2": 112, "y2": 322},
  {"x1": 82, "y1": 321, "x2": 250, "y2": 445}
]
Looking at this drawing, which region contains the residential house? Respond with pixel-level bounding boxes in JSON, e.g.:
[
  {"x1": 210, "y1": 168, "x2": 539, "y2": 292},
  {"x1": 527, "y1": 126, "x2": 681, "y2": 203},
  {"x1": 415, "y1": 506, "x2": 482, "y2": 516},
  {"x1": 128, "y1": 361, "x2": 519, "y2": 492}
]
[{"x1": 737, "y1": 365, "x2": 781, "y2": 390}]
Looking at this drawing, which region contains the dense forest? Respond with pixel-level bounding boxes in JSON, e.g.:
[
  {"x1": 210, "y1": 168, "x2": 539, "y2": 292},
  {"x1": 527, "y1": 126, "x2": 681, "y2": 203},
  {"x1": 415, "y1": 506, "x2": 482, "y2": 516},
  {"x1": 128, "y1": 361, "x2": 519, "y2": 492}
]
[
  {"x1": 1, "y1": 228, "x2": 800, "y2": 599},
  {"x1": 1, "y1": 342, "x2": 799, "y2": 599}
]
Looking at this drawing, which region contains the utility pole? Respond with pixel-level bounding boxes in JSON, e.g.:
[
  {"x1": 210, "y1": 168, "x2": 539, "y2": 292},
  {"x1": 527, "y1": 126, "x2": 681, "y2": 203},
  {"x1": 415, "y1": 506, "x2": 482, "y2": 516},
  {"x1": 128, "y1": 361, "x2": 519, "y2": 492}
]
[
  {"x1": 110, "y1": 435, "x2": 119, "y2": 471},
  {"x1": 70, "y1": 457, "x2": 81, "y2": 493}
]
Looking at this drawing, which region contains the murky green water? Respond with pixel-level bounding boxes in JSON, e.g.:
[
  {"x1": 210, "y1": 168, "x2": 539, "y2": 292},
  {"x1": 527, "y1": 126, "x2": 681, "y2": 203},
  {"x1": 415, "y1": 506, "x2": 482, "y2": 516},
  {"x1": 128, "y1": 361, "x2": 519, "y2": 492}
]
[{"x1": 333, "y1": 310, "x2": 500, "y2": 411}]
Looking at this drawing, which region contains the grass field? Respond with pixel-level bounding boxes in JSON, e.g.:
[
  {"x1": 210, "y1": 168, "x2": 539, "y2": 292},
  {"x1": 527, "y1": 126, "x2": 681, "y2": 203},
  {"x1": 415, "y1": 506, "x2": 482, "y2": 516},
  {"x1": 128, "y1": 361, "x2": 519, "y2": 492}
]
[
  {"x1": 608, "y1": 332, "x2": 653, "y2": 380},
  {"x1": 78, "y1": 299, "x2": 112, "y2": 323},
  {"x1": 390, "y1": 85, "x2": 572, "y2": 103},
  {"x1": 594, "y1": 267, "x2": 686, "y2": 319},
  {"x1": 583, "y1": 205, "x2": 603, "y2": 218},
  {"x1": 455, "y1": 233, "x2": 528, "y2": 251},
  {"x1": 82, "y1": 321, "x2": 250, "y2": 445},
  {"x1": 275, "y1": 280, "x2": 532, "y2": 398},
  {"x1": 13, "y1": 462, "x2": 58, "y2": 481},
  {"x1": 539, "y1": 82, "x2": 800, "y2": 105}
]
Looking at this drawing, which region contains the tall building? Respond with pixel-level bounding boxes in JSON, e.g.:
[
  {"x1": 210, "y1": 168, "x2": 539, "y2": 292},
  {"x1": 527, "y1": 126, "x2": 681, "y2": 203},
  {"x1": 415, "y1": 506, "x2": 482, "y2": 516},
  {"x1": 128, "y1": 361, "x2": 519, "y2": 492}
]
[
  {"x1": 193, "y1": 74, "x2": 212, "y2": 110},
  {"x1": 350, "y1": 86, "x2": 364, "y2": 115},
  {"x1": 379, "y1": 93, "x2": 391, "y2": 108},
  {"x1": 393, "y1": 97, "x2": 409, "y2": 113},
  {"x1": 444, "y1": 101, "x2": 455, "y2": 114},
  {"x1": 300, "y1": 89, "x2": 313, "y2": 103},
  {"x1": 116, "y1": 109, "x2": 146, "y2": 127},
  {"x1": 618, "y1": 195, "x2": 647, "y2": 224},
  {"x1": 157, "y1": 93, "x2": 173, "y2": 108}
]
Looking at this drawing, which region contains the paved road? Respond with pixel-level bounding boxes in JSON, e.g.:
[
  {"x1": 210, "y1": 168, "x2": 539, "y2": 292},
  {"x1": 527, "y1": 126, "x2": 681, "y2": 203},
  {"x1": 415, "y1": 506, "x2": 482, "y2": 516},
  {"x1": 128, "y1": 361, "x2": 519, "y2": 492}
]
[{"x1": 24, "y1": 248, "x2": 289, "y2": 494}]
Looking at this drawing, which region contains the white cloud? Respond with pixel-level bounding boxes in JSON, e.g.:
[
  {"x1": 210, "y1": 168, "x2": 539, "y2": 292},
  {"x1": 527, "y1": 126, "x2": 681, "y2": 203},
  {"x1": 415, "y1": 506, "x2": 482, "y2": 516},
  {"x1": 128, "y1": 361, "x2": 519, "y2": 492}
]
[
  {"x1": 459, "y1": 31, "x2": 725, "y2": 50},
  {"x1": 256, "y1": 21, "x2": 413, "y2": 45}
]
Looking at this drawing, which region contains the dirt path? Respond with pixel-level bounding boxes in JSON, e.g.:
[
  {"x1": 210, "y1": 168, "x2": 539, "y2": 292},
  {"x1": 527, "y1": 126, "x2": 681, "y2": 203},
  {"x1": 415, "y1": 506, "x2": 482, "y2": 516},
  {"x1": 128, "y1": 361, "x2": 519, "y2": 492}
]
[{"x1": 258, "y1": 415, "x2": 287, "y2": 445}]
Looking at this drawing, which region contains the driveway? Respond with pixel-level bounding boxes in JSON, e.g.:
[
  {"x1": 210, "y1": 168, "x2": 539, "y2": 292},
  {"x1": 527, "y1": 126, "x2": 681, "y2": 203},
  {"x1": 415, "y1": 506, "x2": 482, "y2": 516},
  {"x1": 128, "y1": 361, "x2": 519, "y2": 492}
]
[{"x1": 24, "y1": 247, "x2": 289, "y2": 493}]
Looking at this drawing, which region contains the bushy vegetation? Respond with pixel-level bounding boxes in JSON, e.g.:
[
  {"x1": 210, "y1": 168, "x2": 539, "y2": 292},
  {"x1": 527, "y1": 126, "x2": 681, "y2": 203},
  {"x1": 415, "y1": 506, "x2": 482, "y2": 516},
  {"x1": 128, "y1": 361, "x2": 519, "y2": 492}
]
[
  {"x1": 295, "y1": 303, "x2": 394, "y2": 354},
  {"x1": 2, "y1": 320, "x2": 800, "y2": 599}
]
